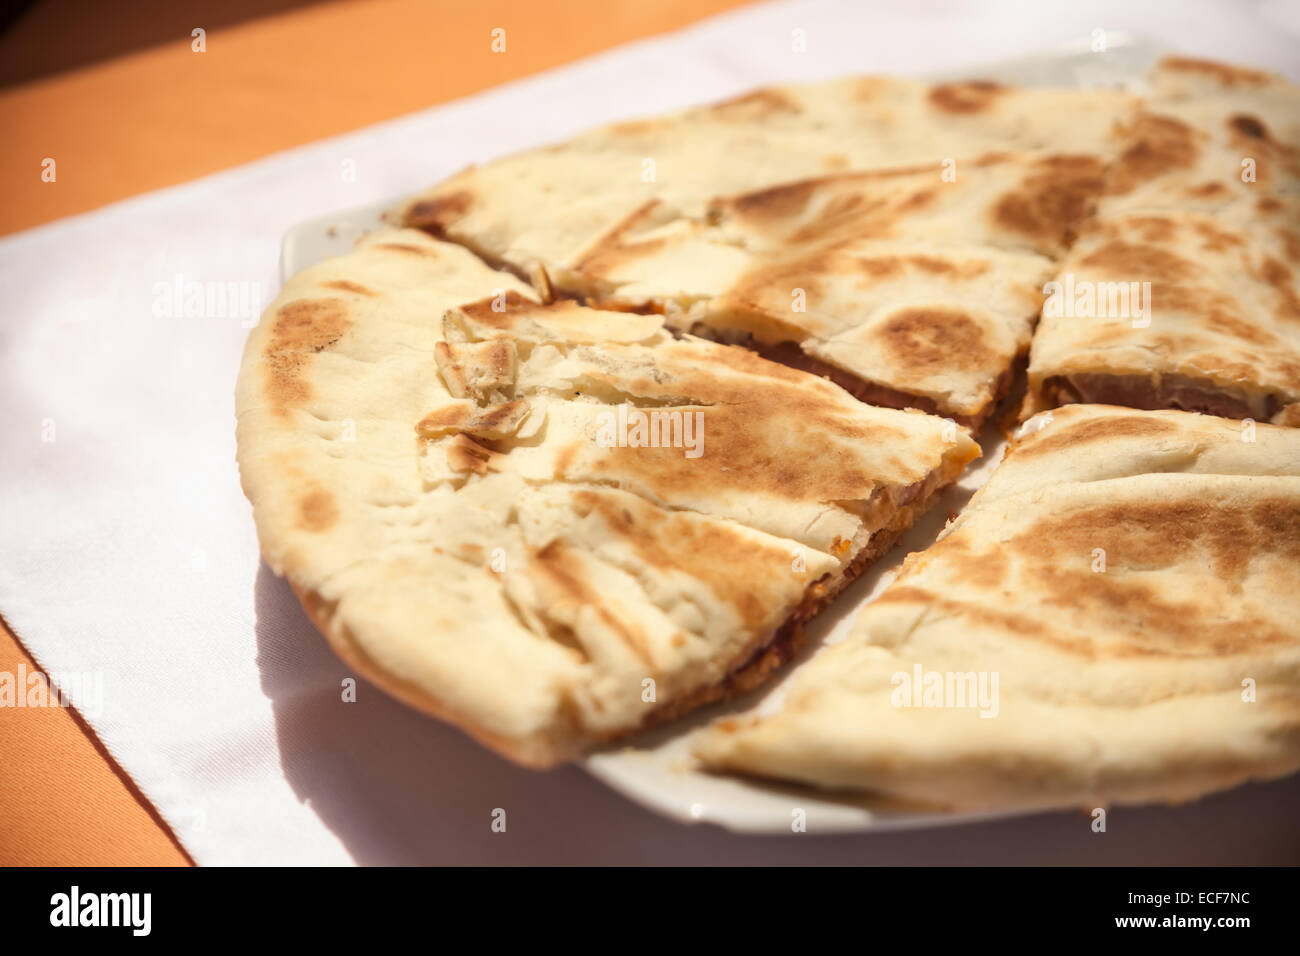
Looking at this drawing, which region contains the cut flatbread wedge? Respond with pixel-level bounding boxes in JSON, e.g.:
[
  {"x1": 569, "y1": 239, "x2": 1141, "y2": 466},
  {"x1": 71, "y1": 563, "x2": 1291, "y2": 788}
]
[
  {"x1": 236, "y1": 228, "x2": 978, "y2": 767},
  {"x1": 397, "y1": 76, "x2": 1133, "y2": 296},
  {"x1": 694, "y1": 404, "x2": 1300, "y2": 812},
  {"x1": 574, "y1": 153, "x2": 1108, "y2": 428},
  {"x1": 1027, "y1": 210, "x2": 1300, "y2": 423},
  {"x1": 1027, "y1": 58, "x2": 1300, "y2": 425}
]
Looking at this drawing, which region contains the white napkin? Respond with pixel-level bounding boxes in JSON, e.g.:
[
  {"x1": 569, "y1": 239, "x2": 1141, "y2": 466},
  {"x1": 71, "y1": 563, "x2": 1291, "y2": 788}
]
[{"x1": 3, "y1": 0, "x2": 1298, "y2": 865}]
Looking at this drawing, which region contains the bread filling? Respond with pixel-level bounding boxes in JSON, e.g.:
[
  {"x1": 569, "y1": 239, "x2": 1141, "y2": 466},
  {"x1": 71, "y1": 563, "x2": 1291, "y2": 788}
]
[
  {"x1": 681, "y1": 323, "x2": 1010, "y2": 430},
  {"x1": 1044, "y1": 372, "x2": 1277, "y2": 421},
  {"x1": 634, "y1": 451, "x2": 964, "y2": 734}
]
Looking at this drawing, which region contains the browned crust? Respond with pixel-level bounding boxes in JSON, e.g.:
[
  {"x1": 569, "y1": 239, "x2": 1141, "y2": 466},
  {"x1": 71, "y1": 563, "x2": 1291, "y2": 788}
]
[
  {"x1": 1157, "y1": 56, "x2": 1277, "y2": 89},
  {"x1": 284, "y1": 455, "x2": 965, "y2": 769},
  {"x1": 403, "y1": 189, "x2": 474, "y2": 235},
  {"x1": 928, "y1": 80, "x2": 1005, "y2": 114},
  {"x1": 634, "y1": 469, "x2": 958, "y2": 730},
  {"x1": 290, "y1": 581, "x2": 579, "y2": 769}
]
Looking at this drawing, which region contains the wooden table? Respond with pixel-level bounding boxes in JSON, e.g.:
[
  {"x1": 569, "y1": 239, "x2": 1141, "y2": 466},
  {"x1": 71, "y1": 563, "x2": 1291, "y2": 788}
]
[{"x1": 0, "y1": 0, "x2": 750, "y2": 866}]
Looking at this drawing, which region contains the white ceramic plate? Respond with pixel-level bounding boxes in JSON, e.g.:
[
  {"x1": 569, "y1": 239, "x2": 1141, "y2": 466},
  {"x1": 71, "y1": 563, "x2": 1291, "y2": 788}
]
[{"x1": 280, "y1": 35, "x2": 1166, "y2": 833}]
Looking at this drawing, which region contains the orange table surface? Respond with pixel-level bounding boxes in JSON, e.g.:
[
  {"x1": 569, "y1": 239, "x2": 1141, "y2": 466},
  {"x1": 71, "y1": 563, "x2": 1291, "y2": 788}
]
[{"x1": 0, "y1": 0, "x2": 752, "y2": 866}]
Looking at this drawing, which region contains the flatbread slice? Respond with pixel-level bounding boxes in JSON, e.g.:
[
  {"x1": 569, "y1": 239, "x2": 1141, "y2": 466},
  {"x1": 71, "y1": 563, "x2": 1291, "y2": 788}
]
[
  {"x1": 1026, "y1": 58, "x2": 1300, "y2": 425},
  {"x1": 694, "y1": 404, "x2": 1300, "y2": 811},
  {"x1": 569, "y1": 152, "x2": 1107, "y2": 428},
  {"x1": 236, "y1": 229, "x2": 978, "y2": 767}
]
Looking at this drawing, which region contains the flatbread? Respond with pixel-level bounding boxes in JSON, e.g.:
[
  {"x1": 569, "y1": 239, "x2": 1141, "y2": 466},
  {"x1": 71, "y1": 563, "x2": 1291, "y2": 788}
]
[
  {"x1": 694, "y1": 405, "x2": 1300, "y2": 811},
  {"x1": 1026, "y1": 58, "x2": 1300, "y2": 424},
  {"x1": 236, "y1": 229, "x2": 978, "y2": 766},
  {"x1": 245, "y1": 55, "x2": 1300, "y2": 800}
]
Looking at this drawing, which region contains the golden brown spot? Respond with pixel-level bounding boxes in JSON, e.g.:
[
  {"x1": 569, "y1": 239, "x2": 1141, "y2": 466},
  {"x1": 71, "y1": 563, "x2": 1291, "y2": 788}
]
[
  {"x1": 575, "y1": 490, "x2": 787, "y2": 630},
  {"x1": 893, "y1": 489, "x2": 1300, "y2": 658},
  {"x1": 298, "y1": 488, "x2": 339, "y2": 533},
  {"x1": 788, "y1": 193, "x2": 898, "y2": 245},
  {"x1": 267, "y1": 298, "x2": 349, "y2": 352},
  {"x1": 531, "y1": 540, "x2": 653, "y2": 665},
  {"x1": 262, "y1": 298, "x2": 350, "y2": 410},
  {"x1": 1078, "y1": 240, "x2": 1194, "y2": 284},
  {"x1": 1012, "y1": 412, "x2": 1178, "y2": 460},
  {"x1": 994, "y1": 155, "x2": 1107, "y2": 244},
  {"x1": 709, "y1": 88, "x2": 801, "y2": 118},
  {"x1": 1259, "y1": 257, "x2": 1300, "y2": 323},
  {"x1": 878, "y1": 307, "x2": 995, "y2": 374},
  {"x1": 1160, "y1": 56, "x2": 1275, "y2": 88},
  {"x1": 321, "y1": 280, "x2": 377, "y2": 297},
  {"x1": 434, "y1": 338, "x2": 518, "y2": 400},
  {"x1": 720, "y1": 166, "x2": 952, "y2": 245},
  {"x1": 1107, "y1": 113, "x2": 1202, "y2": 195},
  {"x1": 416, "y1": 404, "x2": 471, "y2": 432},
  {"x1": 873, "y1": 586, "x2": 1065, "y2": 643},
  {"x1": 727, "y1": 179, "x2": 818, "y2": 223},
  {"x1": 856, "y1": 257, "x2": 904, "y2": 279},
  {"x1": 1205, "y1": 309, "x2": 1278, "y2": 346},
  {"x1": 553, "y1": 442, "x2": 580, "y2": 479},
  {"x1": 961, "y1": 548, "x2": 1009, "y2": 590},
  {"x1": 456, "y1": 291, "x2": 540, "y2": 326},
  {"x1": 573, "y1": 200, "x2": 672, "y2": 278},
  {"x1": 420, "y1": 401, "x2": 530, "y2": 440},
  {"x1": 928, "y1": 80, "x2": 1004, "y2": 114},
  {"x1": 404, "y1": 190, "x2": 473, "y2": 233},
  {"x1": 373, "y1": 242, "x2": 437, "y2": 257},
  {"x1": 485, "y1": 340, "x2": 514, "y2": 377},
  {"x1": 444, "y1": 434, "x2": 498, "y2": 475},
  {"x1": 606, "y1": 119, "x2": 659, "y2": 138},
  {"x1": 1031, "y1": 495, "x2": 1300, "y2": 629},
  {"x1": 1126, "y1": 216, "x2": 1177, "y2": 243},
  {"x1": 1186, "y1": 181, "x2": 1229, "y2": 199},
  {"x1": 1193, "y1": 220, "x2": 1245, "y2": 252},
  {"x1": 856, "y1": 254, "x2": 989, "y2": 280},
  {"x1": 1228, "y1": 114, "x2": 1269, "y2": 140},
  {"x1": 474, "y1": 401, "x2": 528, "y2": 433},
  {"x1": 1278, "y1": 229, "x2": 1300, "y2": 266},
  {"x1": 898, "y1": 188, "x2": 936, "y2": 212},
  {"x1": 1043, "y1": 568, "x2": 1283, "y2": 651},
  {"x1": 1251, "y1": 498, "x2": 1300, "y2": 544}
]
